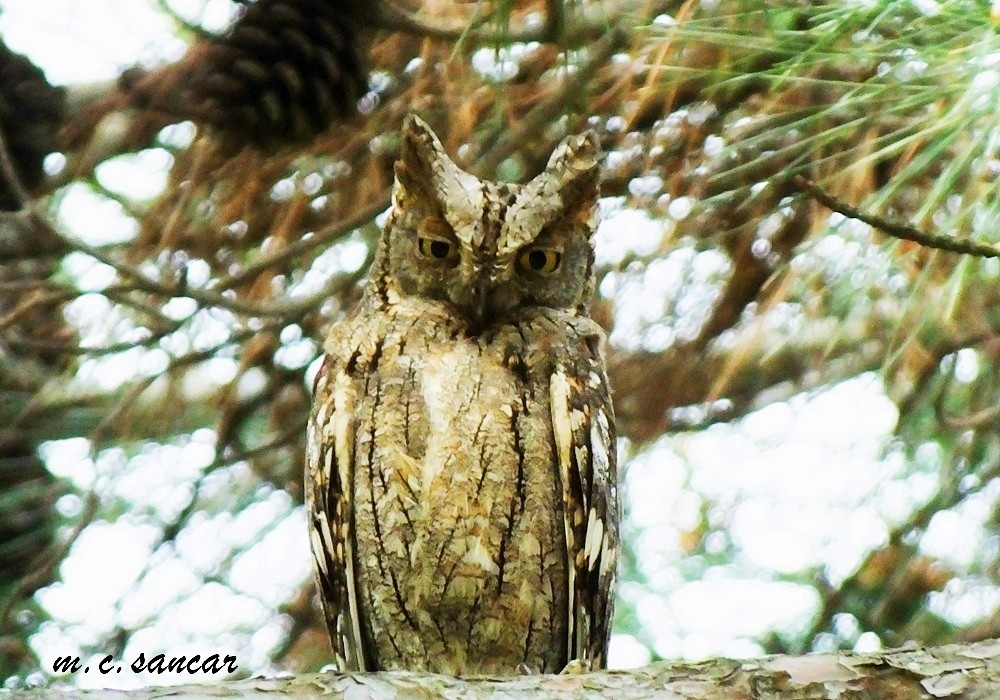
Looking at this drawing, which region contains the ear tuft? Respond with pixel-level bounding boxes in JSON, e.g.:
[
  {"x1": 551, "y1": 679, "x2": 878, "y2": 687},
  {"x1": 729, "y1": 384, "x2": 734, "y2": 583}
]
[
  {"x1": 396, "y1": 114, "x2": 450, "y2": 196},
  {"x1": 546, "y1": 129, "x2": 600, "y2": 174},
  {"x1": 548, "y1": 129, "x2": 601, "y2": 214},
  {"x1": 499, "y1": 130, "x2": 602, "y2": 254},
  {"x1": 392, "y1": 114, "x2": 485, "y2": 244}
]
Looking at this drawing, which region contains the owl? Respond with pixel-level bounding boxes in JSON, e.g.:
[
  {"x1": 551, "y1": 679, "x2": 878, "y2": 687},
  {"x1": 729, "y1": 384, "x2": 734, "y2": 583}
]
[{"x1": 306, "y1": 114, "x2": 617, "y2": 675}]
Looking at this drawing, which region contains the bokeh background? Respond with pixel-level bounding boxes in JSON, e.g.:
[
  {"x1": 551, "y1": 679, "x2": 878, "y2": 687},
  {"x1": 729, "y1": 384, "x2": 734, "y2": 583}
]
[{"x1": 0, "y1": 0, "x2": 998, "y2": 690}]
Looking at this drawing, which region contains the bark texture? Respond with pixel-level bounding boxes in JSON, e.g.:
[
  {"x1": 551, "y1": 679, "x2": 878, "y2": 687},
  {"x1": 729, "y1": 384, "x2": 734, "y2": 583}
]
[{"x1": 19, "y1": 640, "x2": 1000, "y2": 699}]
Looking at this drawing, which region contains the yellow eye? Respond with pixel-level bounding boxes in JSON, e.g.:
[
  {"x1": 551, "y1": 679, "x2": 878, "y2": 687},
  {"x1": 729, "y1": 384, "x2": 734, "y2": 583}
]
[
  {"x1": 416, "y1": 216, "x2": 458, "y2": 264},
  {"x1": 518, "y1": 248, "x2": 562, "y2": 275},
  {"x1": 417, "y1": 237, "x2": 457, "y2": 262}
]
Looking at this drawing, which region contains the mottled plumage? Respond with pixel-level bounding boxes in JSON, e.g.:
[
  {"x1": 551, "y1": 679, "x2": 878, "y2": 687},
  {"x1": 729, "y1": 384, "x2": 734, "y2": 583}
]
[{"x1": 306, "y1": 115, "x2": 617, "y2": 674}]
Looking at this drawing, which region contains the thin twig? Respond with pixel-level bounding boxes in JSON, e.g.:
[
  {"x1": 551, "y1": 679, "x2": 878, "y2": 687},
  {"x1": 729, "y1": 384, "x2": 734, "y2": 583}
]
[
  {"x1": 477, "y1": 27, "x2": 628, "y2": 175},
  {"x1": 940, "y1": 402, "x2": 1000, "y2": 429},
  {"x1": 0, "y1": 490, "x2": 101, "y2": 627},
  {"x1": 30, "y1": 211, "x2": 350, "y2": 318},
  {"x1": 0, "y1": 289, "x2": 78, "y2": 333},
  {"x1": 934, "y1": 349, "x2": 1000, "y2": 430},
  {"x1": 0, "y1": 123, "x2": 30, "y2": 210},
  {"x1": 803, "y1": 446, "x2": 1000, "y2": 649},
  {"x1": 794, "y1": 175, "x2": 1000, "y2": 258},
  {"x1": 217, "y1": 195, "x2": 388, "y2": 290}
]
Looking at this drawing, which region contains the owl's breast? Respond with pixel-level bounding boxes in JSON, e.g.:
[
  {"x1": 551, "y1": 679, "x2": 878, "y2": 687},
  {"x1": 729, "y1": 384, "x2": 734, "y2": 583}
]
[{"x1": 337, "y1": 299, "x2": 572, "y2": 673}]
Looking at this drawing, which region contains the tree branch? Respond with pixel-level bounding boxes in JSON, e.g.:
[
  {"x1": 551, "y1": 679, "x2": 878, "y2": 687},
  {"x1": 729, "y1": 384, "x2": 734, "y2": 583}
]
[
  {"x1": 795, "y1": 176, "x2": 1000, "y2": 258},
  {"x1": 32, "y1": 211, "x2": 353, "y2": 319},
  {"x1": 18, "y1": 640, "x2": 1000, "y2": 698}
]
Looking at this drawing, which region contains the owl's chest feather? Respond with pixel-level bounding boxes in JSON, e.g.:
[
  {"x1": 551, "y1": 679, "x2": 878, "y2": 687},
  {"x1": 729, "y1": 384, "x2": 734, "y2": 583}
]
[
  {"x1": 333, "y1": 302, "x2": 571, "y2": 672},
  {"x1": 416, "y1": 340, "x2": 519, "y2": 482},
  {"x1": 351, "y1": 315, "x2": 559, "y2": 554}
]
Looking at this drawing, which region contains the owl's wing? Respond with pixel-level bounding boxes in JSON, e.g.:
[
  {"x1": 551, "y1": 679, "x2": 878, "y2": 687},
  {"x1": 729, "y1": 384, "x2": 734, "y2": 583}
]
[
  {"x1": 306, "y1": 355, "x2": 368, "y2": 671},
  {"x1": 549, "y1": 332, "x2": 619, "y2": 668}
]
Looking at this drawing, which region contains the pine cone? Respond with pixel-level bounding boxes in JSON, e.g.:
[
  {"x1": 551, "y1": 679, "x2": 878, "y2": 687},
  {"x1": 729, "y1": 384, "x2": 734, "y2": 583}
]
[
  {"x1": 183, "y1": 0, "x2": 374, "y2": 149},
  {"x1": 0, "y1": 41, "x2": 65, "y2": 211}
]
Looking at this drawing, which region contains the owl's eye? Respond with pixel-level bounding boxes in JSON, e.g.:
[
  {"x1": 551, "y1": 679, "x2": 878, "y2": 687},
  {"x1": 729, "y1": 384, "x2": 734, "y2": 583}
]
[
  {"x1": 417, "y1": 237, "x2": 458, "y2": 263},
  {"x1": 415, "y1": 216, "x2": 458, "y2": 265},
  {"x1": 518, "y1": 247, "x2": 562, "y2": 275}
]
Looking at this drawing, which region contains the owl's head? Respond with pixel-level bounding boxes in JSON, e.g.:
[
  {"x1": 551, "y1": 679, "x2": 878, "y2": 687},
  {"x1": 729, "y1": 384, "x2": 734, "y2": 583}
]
[{"x1": 375, "y1": 114, "x2": 600, "y2": 331}]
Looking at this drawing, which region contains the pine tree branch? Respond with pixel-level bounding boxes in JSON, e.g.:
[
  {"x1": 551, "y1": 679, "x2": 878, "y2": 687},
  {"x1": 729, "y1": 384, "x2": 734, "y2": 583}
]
[
  {"x1": 795, "y1": 176, "x2": 1000, "y2": 259},
  {"x1": 13, "y1": 640, "x2": 1000, "y2": 698}
]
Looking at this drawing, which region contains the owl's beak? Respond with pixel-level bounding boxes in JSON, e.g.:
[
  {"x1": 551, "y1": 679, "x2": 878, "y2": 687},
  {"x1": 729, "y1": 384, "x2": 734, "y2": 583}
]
[
  {"x1": 452, "y1": 266, "x2": 493, "y2": 333},
  {"x1": 465, "y1": 277, "x2": 491, "y2": 331}
]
